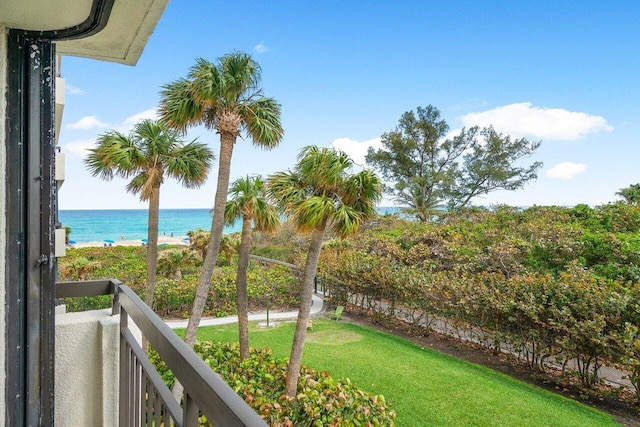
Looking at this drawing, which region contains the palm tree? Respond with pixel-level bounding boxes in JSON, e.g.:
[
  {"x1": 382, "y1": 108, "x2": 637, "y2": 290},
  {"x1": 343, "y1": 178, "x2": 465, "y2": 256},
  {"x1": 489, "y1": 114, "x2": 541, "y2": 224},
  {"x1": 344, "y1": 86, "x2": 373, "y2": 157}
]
[
  {"x1": 157, "y1": 248, "x2": 199, "y2": 280},
  {"x1": 187, "y1": 228, "x2": 210, "y2": 261},
  {"x1": 225, "y1": 175, "x2": 280, "y2": 359},
  {"x1": 159, "y1": 52, "x2": 283, "y2": 348},
  {"x1": 616, "y1": 183, "x2": 640, "y2": 205},
  {"x1": 267, "y1": 146, "x2": 382, "y2": 397},
  {"x1": 59, "y1": 257, "x2": 101, "y2": 281},
  {"x1": 218, "y1": 233, "x2": 240, "y2": 266},
  {"x1": 85, "y1": 119, "x2": 214, "y2": 310}
]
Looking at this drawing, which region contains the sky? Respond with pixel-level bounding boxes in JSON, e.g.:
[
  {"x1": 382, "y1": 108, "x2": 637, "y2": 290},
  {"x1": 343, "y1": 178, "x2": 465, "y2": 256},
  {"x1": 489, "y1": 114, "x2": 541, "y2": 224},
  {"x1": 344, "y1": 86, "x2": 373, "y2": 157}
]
[{"x1": 57, "y1": 0, "x2": 640, "y2": 210}]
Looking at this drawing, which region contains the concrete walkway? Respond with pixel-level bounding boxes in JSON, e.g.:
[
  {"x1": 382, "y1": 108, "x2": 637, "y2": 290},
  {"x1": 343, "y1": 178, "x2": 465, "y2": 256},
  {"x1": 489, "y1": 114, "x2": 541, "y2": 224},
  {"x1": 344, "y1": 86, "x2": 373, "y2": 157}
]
[{"x1": 164, "y1": 293, "x2": 326, "y2": 329}]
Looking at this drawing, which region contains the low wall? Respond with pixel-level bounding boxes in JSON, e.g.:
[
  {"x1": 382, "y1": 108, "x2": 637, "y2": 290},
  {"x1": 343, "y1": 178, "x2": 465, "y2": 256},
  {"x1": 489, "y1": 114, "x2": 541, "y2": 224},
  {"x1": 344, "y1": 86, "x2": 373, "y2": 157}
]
[{"x1": 55, "y1": 309, "x2": 121, "y2": 427}]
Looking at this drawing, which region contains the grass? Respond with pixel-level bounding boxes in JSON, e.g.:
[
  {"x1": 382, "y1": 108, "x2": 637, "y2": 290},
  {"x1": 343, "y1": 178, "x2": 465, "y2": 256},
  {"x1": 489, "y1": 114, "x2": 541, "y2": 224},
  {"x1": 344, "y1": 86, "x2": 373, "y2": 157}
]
[{"x1": 181, "y1": 318, "x2": 620, "y2": 427}]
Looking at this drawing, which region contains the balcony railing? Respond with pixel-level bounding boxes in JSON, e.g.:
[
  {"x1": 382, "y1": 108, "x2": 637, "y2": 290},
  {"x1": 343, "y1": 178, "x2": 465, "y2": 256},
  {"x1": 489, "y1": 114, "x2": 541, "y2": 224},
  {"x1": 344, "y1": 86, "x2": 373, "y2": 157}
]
[{"x1": 56, "y1": 279, "x2": 267, "y2": 427}]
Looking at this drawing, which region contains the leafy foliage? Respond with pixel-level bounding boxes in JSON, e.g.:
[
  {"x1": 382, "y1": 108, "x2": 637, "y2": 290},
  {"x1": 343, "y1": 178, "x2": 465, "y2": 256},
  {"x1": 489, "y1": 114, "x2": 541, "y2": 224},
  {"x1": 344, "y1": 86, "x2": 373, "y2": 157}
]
[
  {"x1": 267, "y1": 145, "x2": 382, "y2": 396},
  {"x1": 57, "y1": 245, "x2": 298, "y2": 317},
  {"x1": 159, "y1": 51, "x2": 284, "y2": 349},
  {"x1": 616, "y1": 183, "x2": 640, "y2": 205},
  {"x1": 365, "y1": 105, "x2": 542, "y2": 220},
  {"x1": 150, "y1": 341, "x2": 396, "y2": 426},
  {"x1": 318, "y1": 204, "x2": 640, "y2": 393}
]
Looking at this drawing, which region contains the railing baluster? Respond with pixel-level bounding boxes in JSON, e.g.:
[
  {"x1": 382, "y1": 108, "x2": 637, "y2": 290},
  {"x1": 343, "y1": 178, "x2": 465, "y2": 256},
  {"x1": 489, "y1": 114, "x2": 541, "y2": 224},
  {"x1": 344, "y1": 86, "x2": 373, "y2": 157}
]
[
  {"x1": 129, "y1": 346, "x2": 136, "y2": 426},
  {"x1": 183, "y1": 393, "x2": 199, "y2": 426},
  {"x1": 154, "y1": 395, "x2": 162, "y2": 427},
  {"x1": 57, "y1": 280, "x2": 267, "y2": 427},
  {"x1": 144, "y1": 374, "x2": 152, "y2": 425},
  {"x1": 119, "y1": 306, "x2": 130, "y2": 427},
  {"x1": 135, "y1": 356, "x2": 141, "y2": 427}
]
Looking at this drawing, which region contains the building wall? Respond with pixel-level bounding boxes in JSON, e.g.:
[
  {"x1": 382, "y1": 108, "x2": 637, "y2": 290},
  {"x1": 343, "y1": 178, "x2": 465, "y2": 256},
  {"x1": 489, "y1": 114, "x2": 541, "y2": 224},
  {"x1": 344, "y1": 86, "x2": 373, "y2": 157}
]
[
  {"x1": 55, "y1": 309, "x2": 121, "y2": 427},
  {"x1": 0, "y1": 24, "x2": 7, "y2": 422}
]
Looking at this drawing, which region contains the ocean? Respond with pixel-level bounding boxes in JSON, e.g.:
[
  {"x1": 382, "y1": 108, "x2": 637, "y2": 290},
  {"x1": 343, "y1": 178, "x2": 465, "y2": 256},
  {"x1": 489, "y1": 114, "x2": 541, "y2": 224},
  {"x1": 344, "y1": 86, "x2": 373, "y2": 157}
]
[
  {"x1": 59, "y1": 207, "x2": 403, "y2": 243},
  {"x1": 59, "y1": 209, "x2": 230, "y2": 243}
]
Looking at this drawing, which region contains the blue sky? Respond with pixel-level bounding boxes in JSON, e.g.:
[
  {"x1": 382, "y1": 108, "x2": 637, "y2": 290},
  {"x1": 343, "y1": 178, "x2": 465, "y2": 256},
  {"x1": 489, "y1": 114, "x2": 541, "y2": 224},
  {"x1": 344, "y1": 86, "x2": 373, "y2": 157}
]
[{"x1": 58, "y1": 0, "x2": 640, "y2": 210}]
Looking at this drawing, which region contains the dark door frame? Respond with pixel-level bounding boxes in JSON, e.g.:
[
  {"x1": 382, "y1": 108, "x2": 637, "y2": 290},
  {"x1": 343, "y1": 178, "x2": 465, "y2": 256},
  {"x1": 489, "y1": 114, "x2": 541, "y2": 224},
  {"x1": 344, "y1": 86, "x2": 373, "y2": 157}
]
[{"x1": 4, "y1": 1, "x2": 115, "y2": 424}]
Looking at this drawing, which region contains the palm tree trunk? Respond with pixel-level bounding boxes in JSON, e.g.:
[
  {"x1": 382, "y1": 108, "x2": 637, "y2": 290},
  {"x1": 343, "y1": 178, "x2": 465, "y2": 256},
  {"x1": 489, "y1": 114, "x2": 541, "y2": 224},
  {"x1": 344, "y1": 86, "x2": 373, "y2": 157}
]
[
  {"x1": 184, "y1": 133, "x2": 235, "y2": 347},
  {"x1": 144, "y1": 185, "x2": 160, "y2": 309},
  {"x1": 236, "y1": 215, "x2": 253, "y2": 359},
  {"x1": 284, "y1": 226, "x2": 325, "y2": 397}
]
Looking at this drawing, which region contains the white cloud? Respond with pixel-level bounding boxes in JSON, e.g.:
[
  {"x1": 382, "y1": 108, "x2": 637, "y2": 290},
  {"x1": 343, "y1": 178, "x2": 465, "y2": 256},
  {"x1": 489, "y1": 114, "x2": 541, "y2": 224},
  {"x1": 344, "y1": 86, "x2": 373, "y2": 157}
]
[
  {"x1": 114, "y1": 108, "x2": 159, "y2": 132},
  {"x1": 459, "y1": 102, "x2": 613, "y2": 141},
  {"x1": 254, "y1": 42, "x2": 268, "y2": 54},
  {"x1": 123, "y1": 108, "x2": 159, "y2": 126},
  {"x1": 60, "y1": 139, "x2": 96, "y2": 157},
  {"x1": 546, "y1": 162, "x2": 587, "y2": 180},
  {"x1": 66, "y1": 84, "x2": 85, "y2": 95},
  {"x1": 329, "y1": 137, "x2": 382, "y2": 168},
  {"x1": 66, "y1": 115, "x2": 108, "y2": 130}
]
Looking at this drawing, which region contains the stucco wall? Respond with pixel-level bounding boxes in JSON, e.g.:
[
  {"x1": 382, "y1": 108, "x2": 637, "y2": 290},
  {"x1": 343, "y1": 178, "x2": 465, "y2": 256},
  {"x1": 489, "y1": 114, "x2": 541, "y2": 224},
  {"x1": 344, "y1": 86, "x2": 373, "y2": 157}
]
[
  {"x1": 55, "y1": 309, "x2": 120, "y2": 427},
  {"x1": 0, "y1": 24, "x2": 7, "y2": 423}
]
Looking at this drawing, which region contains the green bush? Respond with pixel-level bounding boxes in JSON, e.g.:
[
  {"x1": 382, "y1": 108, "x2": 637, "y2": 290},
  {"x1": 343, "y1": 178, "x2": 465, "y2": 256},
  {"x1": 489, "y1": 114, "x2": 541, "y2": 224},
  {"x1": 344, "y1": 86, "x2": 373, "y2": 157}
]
[
  {"x1": 151, "y1": 341, "x2": 396, "y2": 426},
  {"x1": 58, "y1": 246, "x2": 299, "y2": 318}
]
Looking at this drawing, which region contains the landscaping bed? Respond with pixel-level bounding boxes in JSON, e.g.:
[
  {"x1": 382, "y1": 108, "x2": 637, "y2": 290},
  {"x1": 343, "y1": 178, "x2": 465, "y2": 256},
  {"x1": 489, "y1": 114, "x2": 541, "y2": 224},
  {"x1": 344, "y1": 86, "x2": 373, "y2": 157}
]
[{"x1": 343, "y1": 308, "x2": 640, "y2": 427}]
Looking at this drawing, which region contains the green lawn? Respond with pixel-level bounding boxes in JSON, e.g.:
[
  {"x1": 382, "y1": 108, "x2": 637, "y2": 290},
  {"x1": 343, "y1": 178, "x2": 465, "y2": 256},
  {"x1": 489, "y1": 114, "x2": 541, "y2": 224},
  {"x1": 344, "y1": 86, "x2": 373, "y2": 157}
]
[{"x1": 185, "y1": 318, "x2": 620, "y2": 427}]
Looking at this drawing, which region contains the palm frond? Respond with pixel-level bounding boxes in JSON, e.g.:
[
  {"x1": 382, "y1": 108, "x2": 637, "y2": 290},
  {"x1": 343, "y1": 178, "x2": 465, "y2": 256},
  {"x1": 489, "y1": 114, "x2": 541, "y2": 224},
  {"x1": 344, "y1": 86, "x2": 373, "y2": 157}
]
[
  {"x1": 165, "y1": 141, "x2": 214, "y2": 188},
  {"x1": 331, "y1": 204, "x2": 363, "y2": 238},
  {"x1": 126, "y1": 173, "x2": 150, "y2": 200},
  {"x1": 294, "y1": 195, "x2": 334, "y2": 229},
  {"x1": 226, "y1": 175, "x2": 280, "y2": 233},
  {"x1": 159, "y1": 78, "x2": 204, "y2": 133},
  {"x1": 267, "y1": 145, "x2": 383, "y2": 238},
  {"x1": 220, "y1": 52, "x2": 261, "y2": 104},
  {"x1": 224, "y1": 200, "x2": 243, "y2": 225},
  {"x1": 189, "y1": 58, "x2": 224, "y2": 108},
  {"x1": 240, "y1": 97, "x2": 284, "y2": 149},
  {"x1": 84, "y1": 131, "x2": 141, "y2": 180}
]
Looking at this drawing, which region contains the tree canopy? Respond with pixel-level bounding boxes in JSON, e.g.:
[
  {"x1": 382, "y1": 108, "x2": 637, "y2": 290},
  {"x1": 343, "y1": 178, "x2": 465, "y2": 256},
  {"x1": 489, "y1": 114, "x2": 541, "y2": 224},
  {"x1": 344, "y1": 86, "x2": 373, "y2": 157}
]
[
  {"x1": 268, "y1": 145, "x2": 382, "y2": 397},
  {"x1": 616, "y1": 183, "x2": 640, "y2": 205},
  {"x1": 366, "y1": 105, "x2": 542, "y2": 220},
  {"x1": 159, "y1": 52, "x2": 283, "y2": 351},
  {"x1": 85, "y1": 119, "x2": 213, "y2": 311}
]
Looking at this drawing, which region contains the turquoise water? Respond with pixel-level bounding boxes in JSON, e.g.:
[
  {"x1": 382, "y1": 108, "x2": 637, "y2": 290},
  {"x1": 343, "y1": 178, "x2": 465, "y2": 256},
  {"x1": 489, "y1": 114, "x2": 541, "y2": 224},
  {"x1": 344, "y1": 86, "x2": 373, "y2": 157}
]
[
  {"x1": 59, "y1": 207, "x2": 403, "y2": 243},
  {"x1": 59, "y1": 209, "x2": 234, "y2": 243}
]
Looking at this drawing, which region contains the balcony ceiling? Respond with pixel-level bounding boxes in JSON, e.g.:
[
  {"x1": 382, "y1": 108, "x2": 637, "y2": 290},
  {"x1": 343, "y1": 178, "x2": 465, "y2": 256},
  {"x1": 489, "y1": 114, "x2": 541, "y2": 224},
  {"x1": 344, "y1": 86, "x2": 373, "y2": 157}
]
[{"x1": 0, "y1": 0, "x2": 169, "y2": 65}]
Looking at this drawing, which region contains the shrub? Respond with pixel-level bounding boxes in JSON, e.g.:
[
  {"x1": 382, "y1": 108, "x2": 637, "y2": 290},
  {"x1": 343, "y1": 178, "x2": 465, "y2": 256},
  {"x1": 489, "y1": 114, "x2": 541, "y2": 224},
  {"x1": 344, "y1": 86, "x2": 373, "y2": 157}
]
[{"x1": 151, "y1": 341, "x2": 396, "y2": 426}]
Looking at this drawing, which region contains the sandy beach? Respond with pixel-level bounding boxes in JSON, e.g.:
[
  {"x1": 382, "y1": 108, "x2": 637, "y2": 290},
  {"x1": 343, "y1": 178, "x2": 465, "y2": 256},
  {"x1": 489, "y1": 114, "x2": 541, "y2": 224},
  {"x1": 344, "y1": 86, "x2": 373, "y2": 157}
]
[{"x1": 73, "y1": 235, "x2": 189, "y2": 249}]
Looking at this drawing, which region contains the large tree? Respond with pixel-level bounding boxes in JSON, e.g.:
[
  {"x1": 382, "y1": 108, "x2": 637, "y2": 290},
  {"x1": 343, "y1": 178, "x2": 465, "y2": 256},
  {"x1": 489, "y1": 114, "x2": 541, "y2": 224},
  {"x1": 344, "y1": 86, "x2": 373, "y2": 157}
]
[
  {"x1": 85, "y1": 119, "x2": 213, "y2": 309},
  {"x1": 268, "y1": 146, "x2": 382, "y2": 397},
  {"x1": 616, "y1": 183, "x2": 640, "y2": 205},
  {"x1": 366, "y1": 105, "x2": 542, "y2": 220},
  {"x1": 159, "y1": 52, "x2": 283, "y2": 348},
  {"x1": 225, "y1": 175, "x2": 280, "y2": 359}
]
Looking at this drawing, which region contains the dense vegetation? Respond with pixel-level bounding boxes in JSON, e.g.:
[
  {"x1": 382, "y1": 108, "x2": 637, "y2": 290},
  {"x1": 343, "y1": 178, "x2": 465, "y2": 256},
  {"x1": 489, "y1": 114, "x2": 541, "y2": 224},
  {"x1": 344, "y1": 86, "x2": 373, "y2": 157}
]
[
  {"x1": 191, "y1": 320, "x2": 620, "y2": 427},
  {"x1": 57, "y1": 245, "x2": 298, "y2": 317},
  {"x1": 58, "y1": 201, "x2": 640, "y2": 420},
  {"x1": 151, "y1": 340, "x2": 396, "y2": 426},
  {"x1": 318, "y1": 203, "x2": 640, "y2": 402}
]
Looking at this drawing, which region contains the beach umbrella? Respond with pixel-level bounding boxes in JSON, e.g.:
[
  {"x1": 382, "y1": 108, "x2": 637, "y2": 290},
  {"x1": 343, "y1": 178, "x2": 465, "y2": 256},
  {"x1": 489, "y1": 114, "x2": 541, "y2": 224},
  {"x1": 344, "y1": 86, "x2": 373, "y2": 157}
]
[
  {"x1": 69, "y1": 240, "x2": 76, "y2": 245},
  {"x1": 104, "y1": 239, "x2": 115, "y2": 243},
  {"x1": 141, "y1": 238, "x2": 148, "y2": 243}
]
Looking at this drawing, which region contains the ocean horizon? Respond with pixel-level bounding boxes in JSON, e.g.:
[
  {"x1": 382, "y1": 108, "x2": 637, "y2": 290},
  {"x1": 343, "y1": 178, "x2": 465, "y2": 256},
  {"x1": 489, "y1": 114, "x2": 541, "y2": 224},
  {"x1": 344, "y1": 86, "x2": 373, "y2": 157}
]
[{"x1": 59, "y1": 207, "x2": 403, "y2": 243}]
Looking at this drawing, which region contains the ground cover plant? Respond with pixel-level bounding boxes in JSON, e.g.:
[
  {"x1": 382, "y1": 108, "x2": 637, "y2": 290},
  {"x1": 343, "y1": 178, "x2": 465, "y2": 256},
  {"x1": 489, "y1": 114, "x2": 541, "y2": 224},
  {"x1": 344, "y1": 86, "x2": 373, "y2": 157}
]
[
  {"x1": 151, "y1": 341, "x2": 396, "y2": 426},
  {"x1": 57, "y1": 245, "x2": 298, "y2": 317},
  {"x1": 318, "y1": 204, "x2": 640, "y2": 401},
  {"x1": 187, "y1": 319, "x2": 620, "y2": 427}
]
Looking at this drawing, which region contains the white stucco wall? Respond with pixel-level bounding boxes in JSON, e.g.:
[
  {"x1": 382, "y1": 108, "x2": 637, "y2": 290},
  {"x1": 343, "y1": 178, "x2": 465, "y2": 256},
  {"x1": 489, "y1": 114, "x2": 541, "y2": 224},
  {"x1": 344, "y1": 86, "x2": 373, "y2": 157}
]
[
  {"x1": 55, "y1": 309, "x2": 120, "y2": 427},
  {"x1": 0, "y1": 24, "x2": 8, "y2": 423}
]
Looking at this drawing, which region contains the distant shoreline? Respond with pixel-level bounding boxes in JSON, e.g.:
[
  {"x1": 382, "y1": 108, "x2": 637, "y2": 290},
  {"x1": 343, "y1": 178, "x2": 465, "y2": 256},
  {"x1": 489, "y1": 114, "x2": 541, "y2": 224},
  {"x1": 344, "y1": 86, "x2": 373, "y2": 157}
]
[{"x1": 72, "y1": 236, "x2": 188, "y2": 249}]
